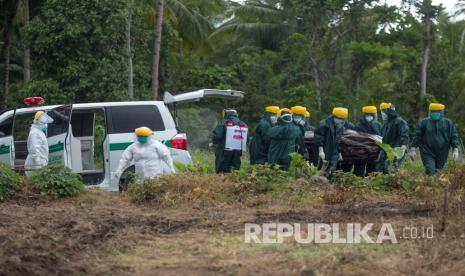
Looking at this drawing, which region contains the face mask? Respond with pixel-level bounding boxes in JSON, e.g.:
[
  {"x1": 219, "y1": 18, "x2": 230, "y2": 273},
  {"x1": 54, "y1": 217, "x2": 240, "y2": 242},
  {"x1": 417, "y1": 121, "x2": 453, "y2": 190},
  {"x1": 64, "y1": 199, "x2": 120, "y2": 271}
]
[
  {"x1": 365, "y1": 115, "x2": 374, "y2": 122},
  {"x1": 137, "y1": 136, "x2": 149, "y2": 144},
  {"x1": 293, "y1": 115, "x2": 304, "y2": 125},
  {"x1": 431, "y1": 112, "x2": 441, "y2": 120},
  {"x1": 281, "y1": 114, "x2": 293, "y2": 124},
  {"x1": 269, "y1": 115, "x2": 278, "y2": 125},
  {"x1": 41, "y1": 124, "x2": 48, "y2": 132},
  {"x1": 334, "y1": 118, "x2": 345, "y2": 125},
  {"x1": 381, "y1": 111, "x2": 388, "y2": 121}
]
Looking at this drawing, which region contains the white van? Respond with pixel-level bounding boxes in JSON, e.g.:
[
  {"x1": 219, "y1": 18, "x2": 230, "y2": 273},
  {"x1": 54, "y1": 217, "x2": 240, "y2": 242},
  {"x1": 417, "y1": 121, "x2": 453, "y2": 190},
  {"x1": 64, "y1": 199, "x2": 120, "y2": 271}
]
[{"x1": 0, "y1": 89, "x2": 244, "y2": 191}]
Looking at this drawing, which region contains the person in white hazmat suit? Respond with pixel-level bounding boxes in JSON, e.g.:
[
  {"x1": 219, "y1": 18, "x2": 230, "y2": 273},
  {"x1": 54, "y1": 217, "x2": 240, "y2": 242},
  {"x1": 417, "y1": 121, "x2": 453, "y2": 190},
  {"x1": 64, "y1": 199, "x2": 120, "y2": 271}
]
[
  {"x1": 24, "y1": 111, "x2": 54, "y2": 176},
  {"x1": 115, "y1": 127, "x2": 176, "y2": 181}
]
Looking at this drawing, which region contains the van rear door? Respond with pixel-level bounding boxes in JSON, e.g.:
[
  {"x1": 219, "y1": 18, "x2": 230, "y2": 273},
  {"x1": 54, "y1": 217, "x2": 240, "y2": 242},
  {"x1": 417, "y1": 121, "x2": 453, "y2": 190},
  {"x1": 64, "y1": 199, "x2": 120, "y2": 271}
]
[
  {"x1": 163, "y1": 89, "x2": 245, "y2": 126},
  {"x1": 163, "y1": 89, "x2": 244, "y2": 105},
  {"x1": 47, "y1": 105, "x2": 72, "y2": 166}
]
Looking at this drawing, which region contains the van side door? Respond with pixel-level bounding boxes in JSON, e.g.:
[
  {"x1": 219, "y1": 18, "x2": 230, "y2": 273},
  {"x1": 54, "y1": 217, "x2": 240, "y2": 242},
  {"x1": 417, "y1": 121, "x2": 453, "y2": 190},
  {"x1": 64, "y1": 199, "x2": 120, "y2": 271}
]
[
  {"x1": 0, "y1": 110, "x2": 15, "y2": 167},
  {"x1": 47, "y1": 105, "x2": 72, "y2": 166}
]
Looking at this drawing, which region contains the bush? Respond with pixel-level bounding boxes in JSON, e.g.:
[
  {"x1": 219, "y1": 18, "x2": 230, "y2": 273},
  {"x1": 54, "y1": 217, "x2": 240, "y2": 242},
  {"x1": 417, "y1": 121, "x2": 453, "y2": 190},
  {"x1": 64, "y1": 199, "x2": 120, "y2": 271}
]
[
  {"x1": 128, "y1": 178, "x2": 167, "y2": 203},
  {"x1": 127, "y1": 173, "x2": 242, "y2": 206},
  {"x1": 332, "y1": 171, "x2": 364, "y2": 188},
  {"x1": 288, "y1": 152, "x2": 319, "y2": 179},
  {"x1": 0, "y1": 163, "x2": 22, "y2": 202},
  {"x1": 365, "y1": 173, "x2": 396, "y2": 191},
  {"x1": 30, "y1": 165, "x2": 84, "y2": 198},
  {"x1": 233, "y1": 164, "x2": 290, "y2": 194}
]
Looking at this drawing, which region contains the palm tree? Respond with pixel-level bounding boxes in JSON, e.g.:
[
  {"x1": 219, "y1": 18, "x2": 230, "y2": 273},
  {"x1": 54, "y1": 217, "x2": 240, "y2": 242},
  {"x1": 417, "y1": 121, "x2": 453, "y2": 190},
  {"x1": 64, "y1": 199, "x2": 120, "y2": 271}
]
[
  {"x1": 149, "y1": 0, "x2": 226, "y2": 100},
  {"x1": 210, "y1": 0, "x2": 295, "y2": 50},
  {"x1": 151, "y1": 0, "x2": 164, "y2": 100}
]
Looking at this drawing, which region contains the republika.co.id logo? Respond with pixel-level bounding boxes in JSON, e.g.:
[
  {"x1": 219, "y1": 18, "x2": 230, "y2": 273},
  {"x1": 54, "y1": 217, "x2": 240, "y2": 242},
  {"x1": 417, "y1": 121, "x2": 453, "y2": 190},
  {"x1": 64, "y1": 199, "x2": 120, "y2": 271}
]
[{"x1": 244, "y1": 223, "x2": 434, "y2": 244}]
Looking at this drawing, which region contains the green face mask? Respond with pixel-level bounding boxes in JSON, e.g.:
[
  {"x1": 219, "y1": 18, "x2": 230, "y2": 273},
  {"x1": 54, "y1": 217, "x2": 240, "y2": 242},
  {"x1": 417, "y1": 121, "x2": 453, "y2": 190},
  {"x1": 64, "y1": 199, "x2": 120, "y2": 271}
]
[
  {"x1": 430, "y1": 112, "x2": 441, "y2": 120},
  {"x1": 41, "y1": 124, "x2": 48, "y2": 132},
  {"x1": 137, "y1": 136, "x2": 148, "y2": 144}
]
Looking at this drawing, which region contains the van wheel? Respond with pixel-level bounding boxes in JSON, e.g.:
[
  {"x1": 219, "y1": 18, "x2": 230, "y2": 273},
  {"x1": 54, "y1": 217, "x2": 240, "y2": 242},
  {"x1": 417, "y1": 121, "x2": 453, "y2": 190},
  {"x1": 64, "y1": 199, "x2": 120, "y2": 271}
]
[{"x1": 118, "y1": 166, "x2": 135, "y2": 192}]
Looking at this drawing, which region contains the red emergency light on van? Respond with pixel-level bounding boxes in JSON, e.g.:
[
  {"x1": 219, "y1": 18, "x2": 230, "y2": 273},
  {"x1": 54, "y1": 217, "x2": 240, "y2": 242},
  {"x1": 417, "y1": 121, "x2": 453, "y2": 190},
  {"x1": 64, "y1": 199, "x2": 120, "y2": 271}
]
[{"x1": 24, "y1": 97, "x2": 45, "y2": 106}]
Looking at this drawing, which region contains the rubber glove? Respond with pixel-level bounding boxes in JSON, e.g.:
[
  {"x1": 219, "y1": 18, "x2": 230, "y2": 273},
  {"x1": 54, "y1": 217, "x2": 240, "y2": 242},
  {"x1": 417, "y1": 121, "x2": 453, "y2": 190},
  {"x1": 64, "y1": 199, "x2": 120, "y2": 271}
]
[
  {"x1": 318, "y1": 147, "x2": 325, "y2": 161},
  {"x1": 453, "y1": 148, "x2": 459, "y2": 161},
  {"x1": 409, "y1": 148, "x2": 417, "y2": 161}
]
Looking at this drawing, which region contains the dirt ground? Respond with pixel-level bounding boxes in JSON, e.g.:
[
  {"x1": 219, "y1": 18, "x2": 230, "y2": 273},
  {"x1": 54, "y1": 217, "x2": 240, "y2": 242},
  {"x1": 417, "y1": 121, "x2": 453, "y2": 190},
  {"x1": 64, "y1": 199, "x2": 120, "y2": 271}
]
[{"x1": 1, "y1": 184, "x2": 465, "y2": 276}]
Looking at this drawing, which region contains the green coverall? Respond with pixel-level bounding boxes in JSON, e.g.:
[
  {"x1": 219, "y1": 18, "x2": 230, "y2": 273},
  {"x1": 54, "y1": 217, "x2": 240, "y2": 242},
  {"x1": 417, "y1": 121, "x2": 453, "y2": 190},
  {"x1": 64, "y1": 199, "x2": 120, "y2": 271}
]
[
  {"x1": 294, "y1": 122, "x2": 309, "y2": 159},
  {"x1": 379, "y1": 108, "x2": 409, "y2": 173},
  {"x1": 313, "y1": 116, "x2": 346, "y2": 172},
  {"x1": 353, "y1": 116, "x2": 383, "y2": 177},
  {"x1": 305, "y1": 118, "x2": 315, "y2": 132},
  {"x1": 411, "y1": 117, "x2": 460, "y2": 175},
  {"x1": 249, "y1": 112, "x2": 274, "y2": 165},
  {"x1": 212, "y1": 113, "x2": 247, "y2": 173},
  {"x1": 267, "y1": 119, "x2": 302, "y2": 170}
]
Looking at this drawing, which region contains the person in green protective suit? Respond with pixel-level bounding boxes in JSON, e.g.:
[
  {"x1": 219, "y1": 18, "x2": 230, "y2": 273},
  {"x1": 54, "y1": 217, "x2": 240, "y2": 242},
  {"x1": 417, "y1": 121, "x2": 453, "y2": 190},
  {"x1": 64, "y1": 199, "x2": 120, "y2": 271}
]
[
  {"x1": 267, "y1": 108, "x2": 302, "y2": 170},
  {"x1": 291, "y1": 106, "x2": 309, "y2": 159},
  {"x1": 313, "y1": 107, "x2": 349, "y2": 174},
  {"x1": 304, "y1": 111, "x2": 315, "y2": 132},
  {"x1": 379, "y1": 103, "x2": 409, "y2": 173},
  {"x1": 409, "y1": 103, "x2": 460, "y2": 175},
  {"x1": 249, "y1": 106, "x2": 279, "y2": 165},
  {"x1": 212, "y1": 109, "x2": 248, "y2": 173},
  {"x1": 353, "y1": 106, "x2": 383, "y2": 177}
]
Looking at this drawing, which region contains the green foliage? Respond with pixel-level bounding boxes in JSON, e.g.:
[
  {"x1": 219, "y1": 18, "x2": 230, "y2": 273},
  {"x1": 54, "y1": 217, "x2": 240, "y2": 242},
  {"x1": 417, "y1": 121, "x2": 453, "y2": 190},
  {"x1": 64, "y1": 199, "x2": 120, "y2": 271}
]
[
  {"x1": 376, "y1": 142, "x2": 405, "y2": 162},
  {"x1": 332, "y1": 171, "x2": 365, "y2": 188},
  {"x1": 15, "y1": 79, "x2": 69, "y2": 104},
  {"x1": 128, "y1": 178, "x2": 167, "y2": 203},
  {"x1": 233, "y1": 164, "x2": 290, "y2": 194},
  {"x1": 21, "y1": 0, "x2": 134, "y2": 104},
  {"x1": 288, "y1": 152, "x2": 319, "y2": 179},
  {"x1": 30, "y1": 165, "x2": 84, "y2": 198},
  {"x1": 365, "y1": 173, "x2": 396, "y2": 191},
  {"x1": 0, "y1": 163, "x2": 22, "y2": 202},
  {"x1": 4, "y1": 0, "x2": 465, "y2": 144},
  {"x1": 174, "y1": 161, "x2": 213, "y2": 174}
]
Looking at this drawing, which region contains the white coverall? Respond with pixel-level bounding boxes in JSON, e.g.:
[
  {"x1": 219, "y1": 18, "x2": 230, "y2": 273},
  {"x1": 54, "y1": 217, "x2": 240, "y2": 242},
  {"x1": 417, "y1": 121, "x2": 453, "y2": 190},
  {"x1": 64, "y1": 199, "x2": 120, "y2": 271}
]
[
  {"x1": 116, "y1": 138, "x2": 175, "y2": 180},
  {"x1": 24, "y1": 124, "x2": 49, "y2": 176}
]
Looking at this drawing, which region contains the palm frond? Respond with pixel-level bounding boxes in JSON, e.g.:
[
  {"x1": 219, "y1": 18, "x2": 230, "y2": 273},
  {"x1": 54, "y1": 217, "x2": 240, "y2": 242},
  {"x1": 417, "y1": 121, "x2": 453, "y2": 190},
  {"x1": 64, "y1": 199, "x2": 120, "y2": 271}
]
[{"x1": 234, "y1": 2, "x2": 283, "y2": 20}]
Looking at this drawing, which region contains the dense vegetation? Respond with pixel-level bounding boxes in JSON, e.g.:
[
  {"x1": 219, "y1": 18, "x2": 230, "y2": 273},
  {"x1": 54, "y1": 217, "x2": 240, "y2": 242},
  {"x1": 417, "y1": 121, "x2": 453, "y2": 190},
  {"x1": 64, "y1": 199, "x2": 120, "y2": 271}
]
[{"x1": 3, "y1": 0, "x2": 465, "y2": 143}]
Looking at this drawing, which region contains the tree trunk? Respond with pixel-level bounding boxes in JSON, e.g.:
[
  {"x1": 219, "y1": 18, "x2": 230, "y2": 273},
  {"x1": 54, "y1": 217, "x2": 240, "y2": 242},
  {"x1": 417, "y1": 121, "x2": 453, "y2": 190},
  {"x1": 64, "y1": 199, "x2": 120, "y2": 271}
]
[
  {"x1": 2, "y1": 19, "x2": 12, "y2": 107},
  {"x1": 310, "y1": 57, "x2": 322, "y2": 111},
  {"x1": 151, "y1": 0, "x2": 165, "y2": 100},
  {"x1": 23, "y1": 0, "x2": 31, "y2": 82},
  {"x1": 126, "y1": 1, "x2": 134, "y2": 100},
  {"x1": 420, "y1": 0, "x2": 432, "y2": 119}
]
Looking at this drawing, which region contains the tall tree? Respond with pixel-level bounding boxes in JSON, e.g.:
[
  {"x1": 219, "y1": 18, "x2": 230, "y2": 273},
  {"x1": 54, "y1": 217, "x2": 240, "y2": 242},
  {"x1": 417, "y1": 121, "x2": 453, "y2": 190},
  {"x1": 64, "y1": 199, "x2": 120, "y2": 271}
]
[
  {"x1": 151, "y1": 0, "x2": 164, "y2": 100},
  {"x1": 1, "y1": 0, "x2": 19, "y2": 107},
  {"x1": 126, "y1": 0, "x2": 134, "y2": 100},
  {"x1": 420, "y1": 0, "x2": 433, "y2": 118},
  {"x1": 21, "y1": 0, "x2": 30, "y2": 82},
  {"x1": 149, "y1": 0, "x2": 226, "y2": 99}
]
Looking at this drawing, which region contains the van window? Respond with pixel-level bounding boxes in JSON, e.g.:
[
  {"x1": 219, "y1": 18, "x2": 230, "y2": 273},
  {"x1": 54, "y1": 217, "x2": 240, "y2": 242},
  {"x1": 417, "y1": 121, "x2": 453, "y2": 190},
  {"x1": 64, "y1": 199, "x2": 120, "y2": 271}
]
[
  {"x1": 48, "y1": 105, "x2": 71, "y2": 137},
  {"x1": 13, "y1": 112, "x2": 36, "y2": 169},
  {"x1": 13, "y1": 113, "x2": 35, "y2": 141},
  {"x1": 106, "y1": 105, "x2": 165, "y2": 134},
  {"x1": 71, "y1": 112, "x2": 95, "y2": 137},
  {"x1": 0, "y1": 116, "x2": 13, "y2": 137}
]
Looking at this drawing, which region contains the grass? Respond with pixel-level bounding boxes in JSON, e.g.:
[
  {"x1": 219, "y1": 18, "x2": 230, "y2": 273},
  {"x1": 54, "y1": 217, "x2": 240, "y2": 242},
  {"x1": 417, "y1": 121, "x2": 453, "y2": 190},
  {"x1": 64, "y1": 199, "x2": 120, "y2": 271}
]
[{"x1": 4, "y1": 149, "x2": 465, "y2": 275}]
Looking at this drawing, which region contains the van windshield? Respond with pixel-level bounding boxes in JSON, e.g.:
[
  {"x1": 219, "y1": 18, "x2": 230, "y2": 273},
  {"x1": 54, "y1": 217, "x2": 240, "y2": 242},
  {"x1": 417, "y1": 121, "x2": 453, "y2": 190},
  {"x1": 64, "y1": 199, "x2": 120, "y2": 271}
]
[{"x1": 106, "y1": 105, "x2": 165, "y2": 134}]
